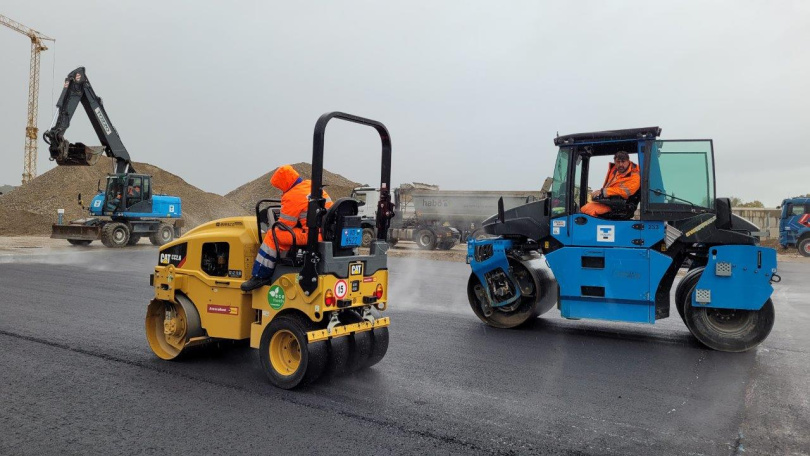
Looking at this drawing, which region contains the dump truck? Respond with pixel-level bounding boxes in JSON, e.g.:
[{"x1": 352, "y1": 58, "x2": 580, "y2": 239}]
[
  {"x1": 466, "y1": 127, "x2": 779, "y2": 352},
  {"x1": 44, "y1": 67, "x2": 183, "y2": 247},
  {"x1": 352, "y1": 180, "x2": 550, "y2": 249},
  {"x1": 779, "y1": 196, "x2": 810, "y2": 256},
  {"x1": 146, "y1": 112, "x2": 395, "y2": 389}
]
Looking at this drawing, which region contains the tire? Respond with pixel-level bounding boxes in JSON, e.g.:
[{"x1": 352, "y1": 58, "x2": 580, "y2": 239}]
[
  {"x1": 259, "y1": 314, "x2": 328, "y2": 389},
  {"x1": 361, "y1": 228, "x2": 375, "y2": 248},
  {"x1": 150, "y1": 223, "x2": 174, "y2": 246},
  {"x1": 438, "y1": 239, "x2": 458, "y2": 250},
  {"x1": 127, "y1": 234, "x2": 141, "y2": 246},
  {"x1": 364, "y1": 326, "x2": 389, "y2": 369},
  {"x1": 338, "y1": 310, "x2": 372, "y2": 372},
  {"x1": 683, "y1": 280, "x2": 775, "y2": 352},
  {"x1": 325, "y1": 333, "x2": 351, "y2": 377},
  {"x1": 101, "y1": 222, "x2": 130, "y2": 248},
  {"x1": 798, "y1": 238, "x2": 810, "y2": 257},
  {"x1": 675, "y1": 266, "x2": 705, "y2": 323},
  {"x1": 415, "y1": 229, "x2": 437, "y2": 250},
  {"x1": 67, "y1": 239, "x2": 92, "y2": 246},
  {"x1": 388, "y1": 237, "x2": 398, "y2": 247}
]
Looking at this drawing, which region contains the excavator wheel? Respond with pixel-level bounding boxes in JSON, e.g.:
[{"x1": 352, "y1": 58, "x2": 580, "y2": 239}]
[
  {"x1": 683, "y1": 277, "x2": 775, "y2": 352},
  {"x1": 150, "y1": 223, "x2": 174, "y2": 246},
  {"x1": 101, "y1": 222, "x2": 130, "y2": 248},
  {"x1": 145, "y1": 296, "x2": 203, "y2": 360},
  {"x1": 259, "y1": 314, "x2": 328, "y2": 389}
]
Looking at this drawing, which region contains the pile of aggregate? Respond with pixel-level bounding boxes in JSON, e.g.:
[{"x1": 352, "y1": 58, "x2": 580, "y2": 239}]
[
  {"x1": 225, "y1": 162, "x2": 361, "y2": 212},
  {"x1": 0, "y1": 156, "x2": 248, "y2": 236}
]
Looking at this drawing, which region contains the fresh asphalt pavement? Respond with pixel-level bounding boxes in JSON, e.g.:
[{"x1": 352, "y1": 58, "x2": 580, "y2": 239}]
[{"x1": 0, "y1": 248, "x2": 807, "y2": 455}]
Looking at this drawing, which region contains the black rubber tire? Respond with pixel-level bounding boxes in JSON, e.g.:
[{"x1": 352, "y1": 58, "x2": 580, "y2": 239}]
[
  {"x1": 67, "y1": 239, "x2": 92, "y2": 246},
  {"x1": 683, "y1": 283, "x2": 775, "y2": 352},
  {"x1": 438, "y1": 239, "x2": 458, "y2": 250},
  {"x1": 415, "y1": 229, "x2": 437, "y2": 250},
  {"x1": 675, "y1": 266, "x2": 705, "y2": 323},
  {"x1": 339, "y1": 310, "x2": 372, "y2": 372},
  {"x1": 325, "y1": 334, "x2": 351, "y2": 377},
  {"x1": 127, "y1": 234, "x2": 141, "y2": 246},
  {"x1": 259, "y1": 314, "x2": 328, "y2": 389},
  {"x1": 798, "y1": 238, "x2": 810, "y2": 257},
  {"x1": 150, "y1": 223, "x2": 174, "y2": 246},
  {"x1": 364, "y1": 327, "x2": 389, "y2": 369},
  {"x1": 101, "y1": 222, "x2": 129, "y2": 248},
  {"x1": 361, "y1": 228, "x2": 375, "y2": 248}
]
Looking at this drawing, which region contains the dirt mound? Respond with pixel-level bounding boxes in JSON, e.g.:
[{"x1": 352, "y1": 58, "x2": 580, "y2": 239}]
[
  {"x1": 0, "y1": 156, "x2": 248, "y2": 236},
  {"x1": 225, "y1": 162, "x2": 361, "y2": 212}
]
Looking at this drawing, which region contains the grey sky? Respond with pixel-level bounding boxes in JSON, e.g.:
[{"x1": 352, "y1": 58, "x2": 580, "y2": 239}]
[{"x1": 1, "y1": 1, "x2": 808, "y2": 206}]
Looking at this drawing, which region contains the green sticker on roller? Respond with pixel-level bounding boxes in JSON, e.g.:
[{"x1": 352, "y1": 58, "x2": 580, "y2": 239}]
[{"x1": 267, "y1": 285, "x2": 285, "y2": 310}]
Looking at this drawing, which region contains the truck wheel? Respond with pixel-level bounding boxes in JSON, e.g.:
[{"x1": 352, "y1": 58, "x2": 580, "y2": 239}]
[
  {"x1": 415, "y1": 229, "x2": 437, "y2": 250},
  {"x1": 67, "y1": 239, "x2": 92, "y2": 246},
  {"x1": 798, "y1": 238, "x2": 810, "y2": 257},
  {"x1": 150, "y1": 223, "x2": 174, "y2": 246},
  {"x1": 683, "y1": 280, "x2": 775, "y2": 352},
  {"x1": 127, "y1": 234, "x2": 141, "y2": 246},
  {"x1": 361, "y1": 228, "x2": 375, "y2": 248},
  {"x1": 438, "y1": 239, "x2": 458, "y2": 250},
  {"x1": 675, "y1": 266, "x2": 705, "y2": 323},
  {"x1": 259, "y1": 314, "x2": 328, "y2": 389},
  {"x1": 101, "y1": 222, "x2": 130, "y2": 248}
]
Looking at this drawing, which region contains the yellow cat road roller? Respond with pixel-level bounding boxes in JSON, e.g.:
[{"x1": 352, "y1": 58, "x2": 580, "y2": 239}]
[{"x1": 146, "y1": 112, "x2": 396, "y2": 389}]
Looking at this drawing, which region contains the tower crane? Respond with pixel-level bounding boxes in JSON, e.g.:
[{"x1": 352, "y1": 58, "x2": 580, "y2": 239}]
[{"x1": 0, "y1": 14, "x2": 54, "y2": 184}]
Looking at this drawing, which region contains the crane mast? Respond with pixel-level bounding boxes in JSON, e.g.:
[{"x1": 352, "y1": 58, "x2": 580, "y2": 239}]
[{"x1": 0, "y1": 14, "x2": 55, "y2": 184}]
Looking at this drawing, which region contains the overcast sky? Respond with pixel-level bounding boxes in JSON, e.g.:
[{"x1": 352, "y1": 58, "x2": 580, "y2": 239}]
[{"x1": 1, "y1": 1, "x2": 808, "y2": 206}]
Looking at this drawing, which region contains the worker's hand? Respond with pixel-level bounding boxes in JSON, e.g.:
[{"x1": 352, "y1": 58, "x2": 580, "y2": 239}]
[{"x1": 591, "y1": 189, "x2": 602, "y2": 199}]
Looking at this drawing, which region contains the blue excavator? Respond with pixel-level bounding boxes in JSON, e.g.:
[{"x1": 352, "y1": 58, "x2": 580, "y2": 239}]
[
  {"x1": 44, "y1": 67, "x2": 182, "y2": 247},
  {"x1": 467, "y1": 127, "x2": 778, "y2": 352}
]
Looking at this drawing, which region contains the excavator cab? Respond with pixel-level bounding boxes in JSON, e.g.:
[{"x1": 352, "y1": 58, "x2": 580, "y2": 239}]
[{"x1": 146, "y1": 112, "x2": 395, "y2": 389}]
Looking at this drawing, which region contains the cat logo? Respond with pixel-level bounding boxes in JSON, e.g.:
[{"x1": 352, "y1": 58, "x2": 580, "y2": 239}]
[{"x1": 350, "y1": 263, "x2": 362, "y2": 276}]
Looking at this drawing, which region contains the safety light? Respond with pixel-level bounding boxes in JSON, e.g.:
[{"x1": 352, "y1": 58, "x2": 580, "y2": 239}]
[
  {"x1": 374, "y1": 284, "x2": 384, "y2": 299},
  {"x1": 325, "y1": 289, "x2": 335, "y2": 307}
]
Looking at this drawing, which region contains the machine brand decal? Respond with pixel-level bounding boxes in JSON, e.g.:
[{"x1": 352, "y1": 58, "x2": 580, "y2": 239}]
[
  {"x1": 363, "y1": 277, "x2": 376, "y2": 283},
  {"x1": 216, "y1": 221, "x2": 243, "y2": 227},
  {"x1": 684, "y1": 216, "x2": 716, "y2": 237},
  {"x1": 158, "y1": 243, "x2": 187, "y2": 267},
  {"x1": 350, "y1": 263, "x2": 362, "y2": 275},
  {"x1": 334, "y1": 280, "x2": 348, "y2": 299},
  {"x1": 422, "y1": 199, "x2": 448, "y2": 207},
  {"x1": 552, "y1": 220, "x2": 566, "y2": 227},
  {"x1": 208, "y1": 305, "x2": 238, "y2": 315},
  {"x1": 93, "y1": 107, "x2": 112, "y2": 135},
  {"x1": 228, "y1": 270, "x2": 242, "y2": 278},
  {"x1": 596, "y1": 225, "x2": 615, "y2": 243},
  {"x1": 267, "y1": 285, "x2": 285, "y2": 310}
]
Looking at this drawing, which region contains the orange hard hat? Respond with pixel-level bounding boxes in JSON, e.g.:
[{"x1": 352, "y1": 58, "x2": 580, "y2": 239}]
[{"x1": 270, "y1": 165, "x2": 300, "y2": 192}]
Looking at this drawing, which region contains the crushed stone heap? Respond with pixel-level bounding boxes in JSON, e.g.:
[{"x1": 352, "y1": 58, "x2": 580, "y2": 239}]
[
  {"x1": 0, "y1": 156, "x2": 248, "y2": 236},
  {"x1": 225, "y1": 162, "x2": 361, "y2": 212}
]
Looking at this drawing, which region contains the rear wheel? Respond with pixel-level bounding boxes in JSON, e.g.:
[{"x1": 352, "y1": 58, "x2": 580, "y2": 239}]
[
  {"x1": 150, "y1": 223, "x2": 174, "y2": 246},
  {"x1": 683, "y1": 280, "x2": 775, "y2": 352},
  {"x1": 338, "y1": 310, "x2": 373, "y2": 372},
  {"x1": 145, "y1": 297, "x2": 202, "y2": 360},
  {"x1": 361, "y1": 228, "x2": 375, "y2": 248},
  {"x1": 67, "y1": 239, "x2": 92, "y2": 246},
  {"x1": 101, "y1": 222, "x2": 129, "y2": 248},
  {"x1": 259, "y1": 314, "x2": 327, "y2": 389},
  {"x1": 798, "y1": 238, "x2": 810, "y2": 257},
  {"x1": 415, "y1": 229, "x2": 437, "y2": 250}
]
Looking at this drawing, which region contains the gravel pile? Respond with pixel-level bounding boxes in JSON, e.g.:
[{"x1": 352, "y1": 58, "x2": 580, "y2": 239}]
[
  {"x1": 225, "y1": 162, "x2": 360, "y2": 212},
  {"x1": 0, "y1": 156, "x2": 248, "y2": 236}
]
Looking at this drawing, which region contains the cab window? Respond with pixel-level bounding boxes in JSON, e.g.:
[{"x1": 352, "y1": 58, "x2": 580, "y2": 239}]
[
  {"x1": 550, "y1": 147, "x2": 571, "y2": 216},
  {"x1": 201, "y1": 242, "x2": 230, "y2": 277},
  {"x1": 648, "y1": 140, "x2": 715, "y2": 209}
]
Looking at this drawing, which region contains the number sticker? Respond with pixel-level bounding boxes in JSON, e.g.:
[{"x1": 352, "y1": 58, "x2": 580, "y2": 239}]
[{"x1": 334, "y1": 280, "x2": 348, "y2": 299}]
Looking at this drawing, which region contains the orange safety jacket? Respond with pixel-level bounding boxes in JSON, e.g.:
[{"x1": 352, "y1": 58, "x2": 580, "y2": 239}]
[{"x1": 600, "y1": 161, "x2": 640, "y2": 199}]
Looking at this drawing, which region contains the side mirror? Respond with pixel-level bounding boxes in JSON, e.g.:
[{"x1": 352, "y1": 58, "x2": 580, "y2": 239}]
[
  {"x1": 498, "y1": 197, "x2": 505, "y2": 223},
  {"x1": 715, "y1": 197, "x2": 732, "y2": 230}
]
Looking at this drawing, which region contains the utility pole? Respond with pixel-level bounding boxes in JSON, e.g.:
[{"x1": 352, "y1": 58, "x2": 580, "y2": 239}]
[{"x1": 1, "y1": 14, "x2": 55, "y2": 184}]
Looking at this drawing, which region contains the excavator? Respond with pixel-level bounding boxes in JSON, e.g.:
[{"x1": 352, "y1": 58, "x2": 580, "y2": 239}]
[{"x1": 44, "y1": 67, "x2": 182, "y2": 247}]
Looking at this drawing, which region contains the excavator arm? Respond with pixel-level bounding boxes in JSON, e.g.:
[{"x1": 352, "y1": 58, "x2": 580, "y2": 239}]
[{"x1": 43, "y1": 67, "x2": 134, "y2": 174}]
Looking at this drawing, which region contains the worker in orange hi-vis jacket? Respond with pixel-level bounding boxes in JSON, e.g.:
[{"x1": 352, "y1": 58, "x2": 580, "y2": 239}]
[
  {"x1": 241, "y1": 164, "x2": 333, "y2": 291},
  {"x1": 580, "y1": 150, "x2": 640, "y2": 217}
]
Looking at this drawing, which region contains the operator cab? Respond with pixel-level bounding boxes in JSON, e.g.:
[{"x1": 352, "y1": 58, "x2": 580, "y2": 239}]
[
  {"x1": 550, "y1": 128, "x2": 716, "y2": 222},
  {"x1": 102, "y1": 173, "x2": 153, "y2": 214}
]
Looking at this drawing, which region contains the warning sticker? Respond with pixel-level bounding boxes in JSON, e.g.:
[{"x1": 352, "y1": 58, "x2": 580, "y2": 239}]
[
  {"x1": 552, "y1": 227, "x2": 560, "y2": 235},
  {"x1": 208, "y1": 305, "x2": 238, "y2": 315},
  {"x1": 363, "y1": 276, "x2": 376, "y2": 283},
  {"x1": 267, "y1": 285, "x2": 286, "y2": 310},
  {"x1": 597, "y1": 225, "x2": 615, "y2": 243},
  {"x1": 552, "y1": 220, "x2": 566, "y2": 227},
  {"x1": 334, "y1": 280, "x2": 348, "y2": 299}
]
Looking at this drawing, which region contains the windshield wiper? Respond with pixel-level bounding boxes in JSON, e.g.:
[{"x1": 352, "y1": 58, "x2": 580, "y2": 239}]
[{"x1": 650, "y1": 188, "x2": 698, "y2": 206}]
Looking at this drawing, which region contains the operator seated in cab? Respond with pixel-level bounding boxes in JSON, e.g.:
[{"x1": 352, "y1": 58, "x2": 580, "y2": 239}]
[
  {"x1": 241, "y1": 164, "x2": 333, "y2": 292},
  {"x1": 580, "y1": 150, "x2": 640, "y2": 218}
]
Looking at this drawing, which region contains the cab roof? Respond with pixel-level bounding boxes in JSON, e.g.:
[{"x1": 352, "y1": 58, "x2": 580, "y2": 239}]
[{"x1": 554, "y1": 127, "x2": 662, "y2": 146}]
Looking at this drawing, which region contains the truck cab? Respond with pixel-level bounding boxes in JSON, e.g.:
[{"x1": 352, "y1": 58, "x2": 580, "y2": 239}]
[{"x1": 779, "y1": 197, "x2": 810, "y2": 256}]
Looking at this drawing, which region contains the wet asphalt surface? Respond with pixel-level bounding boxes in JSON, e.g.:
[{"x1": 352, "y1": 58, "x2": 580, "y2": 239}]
[{"x1": 0, "y1": 248, "x2": 808, "y2": 455}]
